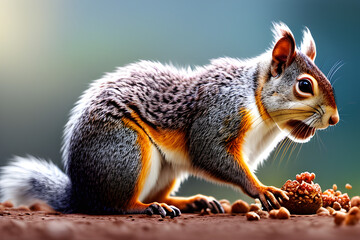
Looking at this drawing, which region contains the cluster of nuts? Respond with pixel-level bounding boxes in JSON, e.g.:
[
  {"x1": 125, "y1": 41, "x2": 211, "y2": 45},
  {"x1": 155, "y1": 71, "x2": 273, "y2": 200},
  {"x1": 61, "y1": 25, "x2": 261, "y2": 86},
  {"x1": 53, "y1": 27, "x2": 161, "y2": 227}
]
[
  {"x1": 296, "y1": 172, "x2": 315, "y2": 183},
  {"x1": 218, "y1": 172, "x2": 360, "y2": 227},
  {"x1": 229, "y1": 199, "x2": 270, "y2": 221},
  {"x1": 334, "y1": 205, "x2": 360, "y2": 226},
  {"x1": 322, "y1": 185, "x2": 351, "y2": 211},
  {"x1": 222, "y1": 196, "x2": 294, "y2": 221},
  {"x1": 314, "y1": 192, "x2": 360, "y2": 227},
  {"x1": 281, "y1": 172, "x2": 322, "y2": 214},
  {"x1": 331, "y1": 196, "x2": 360, "y2": 226}
]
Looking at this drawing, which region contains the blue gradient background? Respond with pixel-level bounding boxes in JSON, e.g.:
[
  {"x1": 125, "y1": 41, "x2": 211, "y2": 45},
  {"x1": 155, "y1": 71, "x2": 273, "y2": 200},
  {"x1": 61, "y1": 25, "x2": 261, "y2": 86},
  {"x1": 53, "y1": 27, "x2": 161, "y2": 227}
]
[{"x1": 0, "y1": 0, "x2": 359, "y2": 203}]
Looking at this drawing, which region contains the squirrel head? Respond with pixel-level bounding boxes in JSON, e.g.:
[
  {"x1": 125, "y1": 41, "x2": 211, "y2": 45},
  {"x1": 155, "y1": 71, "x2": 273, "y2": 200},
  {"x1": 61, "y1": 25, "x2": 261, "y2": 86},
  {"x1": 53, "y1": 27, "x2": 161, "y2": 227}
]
[{"x1": 261, "y1": 23, "x2": 339, "y2": 143}]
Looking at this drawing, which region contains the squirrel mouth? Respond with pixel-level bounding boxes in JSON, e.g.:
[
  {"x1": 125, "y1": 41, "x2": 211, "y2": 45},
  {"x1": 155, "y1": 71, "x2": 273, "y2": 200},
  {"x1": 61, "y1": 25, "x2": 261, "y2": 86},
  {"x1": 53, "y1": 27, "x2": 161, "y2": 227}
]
[{"x1": 286, "y1": 120, "x2": 316, "y2": 140}]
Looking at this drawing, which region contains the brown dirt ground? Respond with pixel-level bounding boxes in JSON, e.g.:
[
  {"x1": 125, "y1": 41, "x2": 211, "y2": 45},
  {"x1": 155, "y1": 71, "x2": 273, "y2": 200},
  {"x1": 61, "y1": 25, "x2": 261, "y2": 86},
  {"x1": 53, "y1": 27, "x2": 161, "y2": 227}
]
[{"x1": 1, "y1": 205, "x2": 360, "y2": 240}]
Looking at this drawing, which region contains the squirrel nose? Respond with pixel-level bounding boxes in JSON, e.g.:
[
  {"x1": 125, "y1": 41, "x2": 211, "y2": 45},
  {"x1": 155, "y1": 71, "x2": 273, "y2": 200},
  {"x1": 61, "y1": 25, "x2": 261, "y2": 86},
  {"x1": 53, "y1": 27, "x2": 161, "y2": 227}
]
[{"x1": 328, "y1": 114, "x2": 339, "y2": 126}]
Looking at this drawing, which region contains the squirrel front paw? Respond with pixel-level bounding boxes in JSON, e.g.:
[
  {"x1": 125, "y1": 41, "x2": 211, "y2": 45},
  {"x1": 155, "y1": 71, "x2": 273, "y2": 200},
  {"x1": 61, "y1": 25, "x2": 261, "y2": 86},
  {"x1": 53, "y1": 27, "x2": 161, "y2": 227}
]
[
  {"x1": 145, "y1": 203, "x2": 181, "y2": 218},
  {"x1": 255, "y1": 185, "x2": 289, "y2": 210}
]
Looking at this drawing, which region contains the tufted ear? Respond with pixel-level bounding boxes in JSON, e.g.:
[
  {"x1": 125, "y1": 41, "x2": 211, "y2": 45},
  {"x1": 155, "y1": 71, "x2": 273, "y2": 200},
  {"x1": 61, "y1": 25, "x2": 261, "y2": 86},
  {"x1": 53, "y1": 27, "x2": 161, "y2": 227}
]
[
  {"x1": 271, "y1": 23, "x2": 296, "y2": 77},
  {"x1": 300, "y1": 27, "x2": 316, "y2": 61}
]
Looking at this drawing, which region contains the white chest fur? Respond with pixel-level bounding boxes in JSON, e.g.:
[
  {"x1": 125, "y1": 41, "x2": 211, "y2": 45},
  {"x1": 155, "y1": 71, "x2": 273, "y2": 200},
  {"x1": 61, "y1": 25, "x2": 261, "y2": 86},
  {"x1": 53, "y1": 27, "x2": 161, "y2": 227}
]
[
  {"x1": 138, "y1": 145, "x2": 162, "y2": 202},
  {"x1": 242, "y1": 106, "x2": 286, "y2": 171}
]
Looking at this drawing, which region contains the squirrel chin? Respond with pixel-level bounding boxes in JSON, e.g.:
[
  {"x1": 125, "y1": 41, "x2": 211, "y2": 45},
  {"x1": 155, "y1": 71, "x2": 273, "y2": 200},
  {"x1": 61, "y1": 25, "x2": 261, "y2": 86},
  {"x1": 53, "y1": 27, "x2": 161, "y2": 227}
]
[
  {"x1": 285, "y1": 120, "x2": 316, "y2": 143},
  {"x1": 274, "y1": 120, "x2": 317, "y2": 143}
]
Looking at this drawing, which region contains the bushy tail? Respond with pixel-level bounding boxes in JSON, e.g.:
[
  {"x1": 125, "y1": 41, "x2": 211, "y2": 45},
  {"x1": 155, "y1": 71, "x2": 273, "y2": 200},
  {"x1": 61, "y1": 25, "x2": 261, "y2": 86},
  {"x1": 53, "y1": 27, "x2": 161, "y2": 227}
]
[{"x1": 0, "y1": 156, "x2": 73, "y2": 213}]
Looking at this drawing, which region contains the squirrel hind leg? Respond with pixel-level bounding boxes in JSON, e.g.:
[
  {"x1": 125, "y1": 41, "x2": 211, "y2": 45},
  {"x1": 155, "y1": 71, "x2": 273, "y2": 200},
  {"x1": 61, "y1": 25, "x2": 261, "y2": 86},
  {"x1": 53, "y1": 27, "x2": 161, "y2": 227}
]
[
  {"x1": 126, "y1": 201, "x2": 181, "y2": 218},
  {"x1": 119, "y1": 118, "x2": 180, "y2": 218},
  {"x1": 67, "y1": 117, "x2": 161, "y2": 214}
]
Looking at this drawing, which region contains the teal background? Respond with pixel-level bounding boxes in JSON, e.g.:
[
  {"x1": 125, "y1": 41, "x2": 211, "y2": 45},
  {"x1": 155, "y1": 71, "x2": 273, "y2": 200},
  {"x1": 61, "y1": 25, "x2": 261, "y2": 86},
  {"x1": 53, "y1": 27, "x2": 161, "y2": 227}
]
[{"x1": 0, "y1": 0, "x2": 359, "y2": 203}]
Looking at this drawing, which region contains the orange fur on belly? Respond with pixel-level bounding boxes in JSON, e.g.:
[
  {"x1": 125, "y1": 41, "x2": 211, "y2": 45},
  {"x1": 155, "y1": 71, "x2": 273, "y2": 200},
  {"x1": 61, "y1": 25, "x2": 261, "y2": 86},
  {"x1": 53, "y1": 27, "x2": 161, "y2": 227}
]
[{"x1": 129, "y1": 112, "x2": 190, "y2": 161}]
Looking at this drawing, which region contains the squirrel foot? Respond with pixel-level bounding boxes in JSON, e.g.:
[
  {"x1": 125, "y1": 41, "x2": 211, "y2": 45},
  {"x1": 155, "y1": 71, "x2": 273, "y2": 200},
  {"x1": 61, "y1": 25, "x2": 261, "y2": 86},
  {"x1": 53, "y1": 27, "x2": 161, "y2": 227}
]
[
  {"x1": 145, "y1": 203, "x2": 181, "y2": 218},
  {"x1": 255, "y1": 185, "x2": 289, "y2": 211},
  {"x1": 185, "y1": 194, "x2": 224, "y2": 214},
  {"x1": 157, "y1": 195, "x2": 224, "y2": 214}
]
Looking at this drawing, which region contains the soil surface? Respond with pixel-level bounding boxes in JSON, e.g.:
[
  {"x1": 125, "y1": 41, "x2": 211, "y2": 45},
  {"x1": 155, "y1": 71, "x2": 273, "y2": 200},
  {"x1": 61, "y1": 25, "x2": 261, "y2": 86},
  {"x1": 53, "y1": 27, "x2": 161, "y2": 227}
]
[{"x1": 1, "y1": 204, "x2": 360, "y2": 240}]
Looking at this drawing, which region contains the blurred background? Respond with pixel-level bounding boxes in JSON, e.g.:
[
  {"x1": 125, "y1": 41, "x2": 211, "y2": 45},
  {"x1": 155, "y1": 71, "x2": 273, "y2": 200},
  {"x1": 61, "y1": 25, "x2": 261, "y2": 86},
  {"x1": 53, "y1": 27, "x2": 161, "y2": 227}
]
[{"x1": 0, "y1": 0, "x2": 359, "y2": 203}]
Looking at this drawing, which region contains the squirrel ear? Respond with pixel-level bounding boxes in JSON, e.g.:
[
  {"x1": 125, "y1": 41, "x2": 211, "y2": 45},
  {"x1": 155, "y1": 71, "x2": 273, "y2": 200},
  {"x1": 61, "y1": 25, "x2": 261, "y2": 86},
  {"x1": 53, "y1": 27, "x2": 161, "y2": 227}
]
[
  {"x1": 300, "y1": 27, "x2": 316, "y2": 61},
  {"x1": 271, "y1": 23, "x2": 296, "y2": 77}
]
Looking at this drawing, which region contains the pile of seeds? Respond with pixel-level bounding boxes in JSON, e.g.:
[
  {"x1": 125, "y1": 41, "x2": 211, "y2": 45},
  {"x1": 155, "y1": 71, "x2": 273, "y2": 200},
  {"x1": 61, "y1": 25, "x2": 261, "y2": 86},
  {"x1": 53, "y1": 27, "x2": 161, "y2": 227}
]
[
  {"x1": 281, "y1": 172, "x2": 322, "y2": 214},
  {"x1": 322, "y1": 184, "x2": 351, "y2": 211}
]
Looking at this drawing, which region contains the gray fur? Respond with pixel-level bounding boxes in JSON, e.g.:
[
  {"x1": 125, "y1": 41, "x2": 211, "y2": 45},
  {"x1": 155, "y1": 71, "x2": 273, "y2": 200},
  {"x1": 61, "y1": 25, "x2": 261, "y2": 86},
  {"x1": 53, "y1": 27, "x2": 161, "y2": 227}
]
[
  {"x1": 188, "y1": 62, "x2": 264, "y2": 197},
  {"x1": 65, "y1": 114, "x2": 142, "y2": 214},
  {"x1": 83, "y1": 61, "x2": 200, "y2": 129},
  {"x1": 0, "y1": 23, "x2": 336, "y2": 213}
]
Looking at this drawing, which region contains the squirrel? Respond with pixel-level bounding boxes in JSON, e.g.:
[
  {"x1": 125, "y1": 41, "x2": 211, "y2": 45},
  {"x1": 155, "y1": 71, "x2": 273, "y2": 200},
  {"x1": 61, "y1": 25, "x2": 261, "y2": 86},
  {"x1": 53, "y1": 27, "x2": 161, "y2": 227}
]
[{"x1": 0, "y1": 23, "x2": 339, "y2": 217}]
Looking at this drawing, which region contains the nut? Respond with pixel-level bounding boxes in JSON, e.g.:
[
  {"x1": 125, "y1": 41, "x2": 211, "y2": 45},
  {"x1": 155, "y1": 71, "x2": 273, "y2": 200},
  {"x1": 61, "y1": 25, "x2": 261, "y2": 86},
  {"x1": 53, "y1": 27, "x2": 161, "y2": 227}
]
[
  {"x1": 350, "y1": 196, "x2": 360, "y2": 207},
  {"x1": 348, "y1": 207, "x2": 360, "y2": 218},
  {"x1": 326, "y1": 207, "x2": 336, "y2": 215},
  {"x1": 246, "y1": 211, "x2": 260, "y2": 221},
  {"x1": 345, "y1": 184, "x2": 352, "y2": 190},
  {"x1": 0, "y1": 207, "x2": 5, "y2": 216},
  {"x1": 2, "y1": 200, "x2": 14, "y2": 208},
  {"x1": 220, "y1": 202, "x2": 232, "y2": 214},
  {"x1": 231, "y1": 200, "x2": 250, "y2": 213},
  {"x1": 269, "y1": 209, "x2": 278, "y2": 219},
  {"x1": 334, "y1": 212, "x2": 347, "y2": 226},
  {"x1": 333, "y1": 202, "x2": 342, "y2": 211},
  {"x1": 29, "y1": 203, "x2": 56, "y2": 213},
  {"x1": 257, "y1": 210, "x2": 269, "y2": 219},
  {"x1": 16, "y1": 205, "x2": 30, "y2": 211},
  {"x1": 344, "y1": 214, "x2": 359, "y2": 226},
  {"x1": 219, "y1": 199, "x2": 231, "y2": 205},
  {"x1": 316, "y1": 207, "x2": 330, "y2": 216},
  {"x1": 276, "y1": 207, "x2": 290, "y2": 219},
  {"x1": 249, "y1": 203, "x2": 261, "y2": 212}
]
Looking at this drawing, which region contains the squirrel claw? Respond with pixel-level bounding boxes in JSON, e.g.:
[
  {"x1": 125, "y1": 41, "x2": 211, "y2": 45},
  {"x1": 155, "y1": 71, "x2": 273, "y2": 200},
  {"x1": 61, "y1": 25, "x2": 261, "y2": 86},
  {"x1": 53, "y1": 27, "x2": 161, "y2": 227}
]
[
  {"x1": 145, "y1": 203, "x2": 181, "y2": 218},
  {"x1": 212, "y1": 199, "x2": 225, "y2": 213},
  {"x1": 257, "y1": 186, "x2": 288, "y2": 211},
  {"x1": 169, "y1": 205, "x2": 181, "y2": 218},
  {"x1": 258, "y1": 194, "x2": 271, "y2": 211}
]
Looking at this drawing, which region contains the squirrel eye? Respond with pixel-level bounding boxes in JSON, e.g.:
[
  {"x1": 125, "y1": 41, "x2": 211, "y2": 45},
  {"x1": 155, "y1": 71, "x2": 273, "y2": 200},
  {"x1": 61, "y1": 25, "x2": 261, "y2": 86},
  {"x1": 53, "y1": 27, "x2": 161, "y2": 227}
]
[{"x1": 297, "y1": 79, "x2": 313, "y2": 95}]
